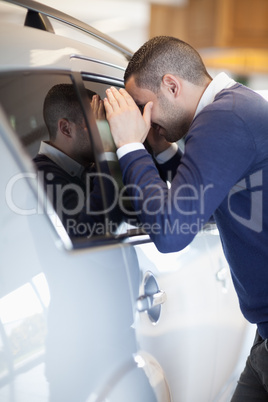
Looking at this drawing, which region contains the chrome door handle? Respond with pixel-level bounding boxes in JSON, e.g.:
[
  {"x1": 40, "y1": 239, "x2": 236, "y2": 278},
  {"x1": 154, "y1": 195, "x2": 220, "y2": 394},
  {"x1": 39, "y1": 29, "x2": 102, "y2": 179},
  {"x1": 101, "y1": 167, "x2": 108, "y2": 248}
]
[
  {"x1": 136, "y1": 290, "x2": 166, "y2": 312},
  {"x1": 136, "y1": 272, "x2": 166, "y2": 323}
]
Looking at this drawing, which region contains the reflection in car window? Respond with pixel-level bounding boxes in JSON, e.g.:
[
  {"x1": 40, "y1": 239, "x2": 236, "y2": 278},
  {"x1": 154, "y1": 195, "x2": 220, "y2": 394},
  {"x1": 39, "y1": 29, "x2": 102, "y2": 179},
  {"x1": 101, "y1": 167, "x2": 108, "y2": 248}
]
[
  {"x1": 0, "y1": 73, "x2": 73, "y2": 157},
  {"x1": 0, "y1": 72, "x2": 141, "y2": 245},
  {"x1": 0, "y1": 74, "x2": 104, "y2": 241}
]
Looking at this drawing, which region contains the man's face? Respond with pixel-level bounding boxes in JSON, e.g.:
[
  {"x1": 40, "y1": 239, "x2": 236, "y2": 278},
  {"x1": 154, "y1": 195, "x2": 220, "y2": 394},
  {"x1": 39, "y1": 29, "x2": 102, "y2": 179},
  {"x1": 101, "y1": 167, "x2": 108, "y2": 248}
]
[{"x1": 125, "y1": 76, "x2": 192, "y2": 142}]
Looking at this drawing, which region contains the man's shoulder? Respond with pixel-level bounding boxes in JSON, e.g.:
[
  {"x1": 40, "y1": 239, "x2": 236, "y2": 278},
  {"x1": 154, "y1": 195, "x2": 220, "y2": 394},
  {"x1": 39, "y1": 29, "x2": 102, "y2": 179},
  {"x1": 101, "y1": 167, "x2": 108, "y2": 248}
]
[
  {"x1": 33, "y1": 153, "x2": 68, "y2": 178},
  {"x1": 213, "y1": 83, "x2": 267, "y2": 112}
]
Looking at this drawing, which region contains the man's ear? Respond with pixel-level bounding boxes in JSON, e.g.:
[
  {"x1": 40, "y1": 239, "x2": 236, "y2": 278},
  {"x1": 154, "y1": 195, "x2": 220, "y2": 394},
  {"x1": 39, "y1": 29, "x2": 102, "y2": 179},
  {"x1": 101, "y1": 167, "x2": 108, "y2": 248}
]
[
  {"x1": 162, "y1": 74, "x2": 180, "y2": 98},
  {"x1": 58, "y1": 118, "x2": 72, "y2": 138}
]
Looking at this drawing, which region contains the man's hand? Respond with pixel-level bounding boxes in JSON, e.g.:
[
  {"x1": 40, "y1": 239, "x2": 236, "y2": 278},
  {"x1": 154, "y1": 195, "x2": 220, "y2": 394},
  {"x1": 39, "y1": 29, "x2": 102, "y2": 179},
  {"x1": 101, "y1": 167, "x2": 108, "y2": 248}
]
[
  {"x1": 104, "y1": 87, "x2": 152, "y2": 148},
  {"x1": 91, "y1": 95, "x2": 106, "y2": 120}
]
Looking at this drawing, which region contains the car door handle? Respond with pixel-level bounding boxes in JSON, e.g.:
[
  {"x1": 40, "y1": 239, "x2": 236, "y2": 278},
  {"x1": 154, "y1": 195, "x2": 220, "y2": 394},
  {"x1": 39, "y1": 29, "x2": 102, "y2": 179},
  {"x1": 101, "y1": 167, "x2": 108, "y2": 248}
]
[{"x1": 136, "y1": 290, "x2": 167, "y2": 312}]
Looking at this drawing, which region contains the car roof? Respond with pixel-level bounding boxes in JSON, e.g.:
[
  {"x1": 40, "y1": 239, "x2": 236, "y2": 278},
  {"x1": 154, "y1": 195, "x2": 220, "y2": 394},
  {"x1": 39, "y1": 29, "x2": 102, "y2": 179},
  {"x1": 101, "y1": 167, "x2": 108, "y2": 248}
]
[{"x1": 0, "y1": 0, "x2": 131, "y2": 73}]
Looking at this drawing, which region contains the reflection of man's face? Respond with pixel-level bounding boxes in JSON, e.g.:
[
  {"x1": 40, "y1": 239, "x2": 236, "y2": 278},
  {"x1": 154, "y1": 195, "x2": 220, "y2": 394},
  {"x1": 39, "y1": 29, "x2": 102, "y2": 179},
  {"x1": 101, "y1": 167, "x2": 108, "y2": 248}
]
[
  {"x1": 125, "y1": 76, "x2": 192, "y2": 142},
  {"x1": 72, "y1": 118, "x2": 94, "y2": 166}
]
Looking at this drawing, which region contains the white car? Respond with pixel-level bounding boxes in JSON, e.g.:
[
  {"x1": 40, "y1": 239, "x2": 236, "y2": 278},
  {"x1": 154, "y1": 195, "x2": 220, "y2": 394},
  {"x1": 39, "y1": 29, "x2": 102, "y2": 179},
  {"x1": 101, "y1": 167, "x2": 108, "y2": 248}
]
[{"x1": 0, "y1": 1, "x2": 255, "y2": 401}]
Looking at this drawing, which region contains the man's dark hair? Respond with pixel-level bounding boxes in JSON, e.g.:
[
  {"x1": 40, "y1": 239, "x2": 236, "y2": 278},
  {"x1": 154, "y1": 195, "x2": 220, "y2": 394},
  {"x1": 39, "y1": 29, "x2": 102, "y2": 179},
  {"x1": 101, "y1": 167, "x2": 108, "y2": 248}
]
[
  {"x1": 43, "y1": 84, "x2": 96, "y2": 141},
  {"x1": 124, "y1": 36, "x2": 211, "y2": 92}
]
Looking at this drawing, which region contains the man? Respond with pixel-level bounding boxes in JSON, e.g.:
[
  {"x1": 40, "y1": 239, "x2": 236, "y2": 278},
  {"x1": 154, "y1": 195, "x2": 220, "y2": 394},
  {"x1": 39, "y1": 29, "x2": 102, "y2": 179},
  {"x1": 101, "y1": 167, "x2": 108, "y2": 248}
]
[
  {"x1": 34, "y1": 83, "x2": 111, "y2": 238},
  {"x1": 103, "y1": 36, "x2": 268, "y2": 400}
]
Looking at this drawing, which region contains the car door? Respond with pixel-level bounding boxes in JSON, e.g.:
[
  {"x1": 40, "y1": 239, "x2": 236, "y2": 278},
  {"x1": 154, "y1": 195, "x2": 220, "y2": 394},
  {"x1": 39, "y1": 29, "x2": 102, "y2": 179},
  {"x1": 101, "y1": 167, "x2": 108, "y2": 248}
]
[{"x1": 0, "y1": 71, "x2": 170, "y2": 402}]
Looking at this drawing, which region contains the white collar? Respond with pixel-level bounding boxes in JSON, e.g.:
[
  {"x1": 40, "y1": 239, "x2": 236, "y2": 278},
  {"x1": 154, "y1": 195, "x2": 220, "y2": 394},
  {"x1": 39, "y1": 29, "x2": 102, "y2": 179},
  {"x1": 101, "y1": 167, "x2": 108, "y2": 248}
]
[
  {"x1": 194, "y1": 72, "x2": 236, "y2": 118},
  {"x1": 38, "y1": 141, "x2": 85, "y2": 178}
]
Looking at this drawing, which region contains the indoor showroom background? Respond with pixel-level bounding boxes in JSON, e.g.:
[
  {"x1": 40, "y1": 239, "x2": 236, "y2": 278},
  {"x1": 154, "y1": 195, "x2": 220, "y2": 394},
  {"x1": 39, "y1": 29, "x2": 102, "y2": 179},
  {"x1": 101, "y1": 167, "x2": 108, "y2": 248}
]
[{"x1": 40, "y1": 0, "x2": 268, "y2": 98}]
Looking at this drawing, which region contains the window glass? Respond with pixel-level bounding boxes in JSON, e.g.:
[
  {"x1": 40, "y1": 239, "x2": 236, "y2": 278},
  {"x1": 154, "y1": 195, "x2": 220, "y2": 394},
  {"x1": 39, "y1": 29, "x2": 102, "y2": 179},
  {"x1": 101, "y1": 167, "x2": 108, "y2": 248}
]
[
  {"x1": 0, "y1": 73, "x2": 108, "y2": 242},
  {"x1": 0, "y1": 72, "x2": 141, "y2": 245}
]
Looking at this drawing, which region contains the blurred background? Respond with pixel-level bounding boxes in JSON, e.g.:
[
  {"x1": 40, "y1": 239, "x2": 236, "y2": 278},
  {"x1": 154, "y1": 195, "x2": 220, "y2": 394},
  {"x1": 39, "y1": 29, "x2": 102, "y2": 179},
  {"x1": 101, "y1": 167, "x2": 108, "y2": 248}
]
[{"x1": 40, "y1": 0, "x2": 268, "y2": 95}]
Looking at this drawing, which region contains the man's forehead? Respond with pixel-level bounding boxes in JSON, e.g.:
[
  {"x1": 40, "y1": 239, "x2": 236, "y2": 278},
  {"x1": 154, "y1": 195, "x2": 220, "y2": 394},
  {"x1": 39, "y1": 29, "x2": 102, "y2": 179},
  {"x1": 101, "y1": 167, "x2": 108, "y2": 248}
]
[{"x1": 125, "y1": 77, "x2": 154, "y2": 104}]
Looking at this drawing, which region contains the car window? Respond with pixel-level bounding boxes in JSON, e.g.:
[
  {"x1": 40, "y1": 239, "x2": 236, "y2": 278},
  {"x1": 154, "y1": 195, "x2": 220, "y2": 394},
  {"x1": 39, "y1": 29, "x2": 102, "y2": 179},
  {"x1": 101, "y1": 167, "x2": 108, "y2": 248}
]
[{"x1": 0, "y1": 71, "x2": 141, "y2": 246}]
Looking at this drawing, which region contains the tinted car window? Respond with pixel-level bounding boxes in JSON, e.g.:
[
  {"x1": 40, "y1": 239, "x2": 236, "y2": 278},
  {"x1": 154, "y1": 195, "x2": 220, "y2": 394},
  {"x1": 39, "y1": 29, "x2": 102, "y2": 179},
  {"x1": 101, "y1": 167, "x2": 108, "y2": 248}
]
[{"x1": 0, "y1": 72, "x2": 139, "y2": 244}]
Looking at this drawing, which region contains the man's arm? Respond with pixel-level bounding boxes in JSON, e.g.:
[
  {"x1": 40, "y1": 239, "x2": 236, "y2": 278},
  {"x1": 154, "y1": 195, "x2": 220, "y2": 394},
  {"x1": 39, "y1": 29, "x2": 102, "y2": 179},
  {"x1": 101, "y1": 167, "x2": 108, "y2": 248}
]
[{"x1": 104, "y1": 90, "x2": 255, "y2": 253}]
